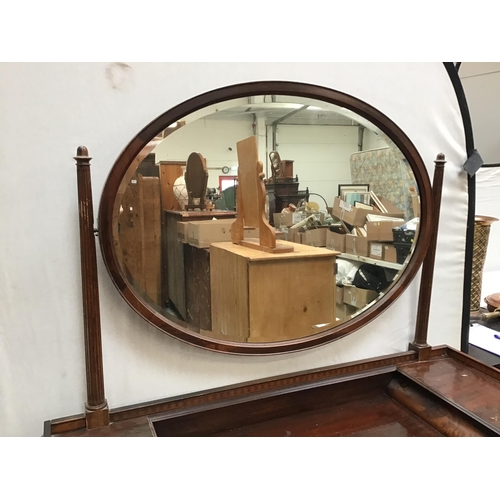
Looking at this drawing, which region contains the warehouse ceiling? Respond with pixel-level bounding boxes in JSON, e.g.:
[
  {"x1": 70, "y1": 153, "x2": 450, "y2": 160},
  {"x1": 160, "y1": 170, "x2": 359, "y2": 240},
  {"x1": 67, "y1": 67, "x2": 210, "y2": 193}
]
[{"x1": 205, "y1": 96, "x2": 358, "y2": 127}]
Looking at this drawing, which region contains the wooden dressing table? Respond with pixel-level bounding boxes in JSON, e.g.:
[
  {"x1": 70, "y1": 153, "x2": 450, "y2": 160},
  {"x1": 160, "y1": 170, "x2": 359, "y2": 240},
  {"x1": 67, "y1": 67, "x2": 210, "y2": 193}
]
[
  {"x1": 44, "y1": 148, "x2": 500, "y2": 438},
  {"x1": 45, "y1": 80, "x2": 500, "y2": 437}
]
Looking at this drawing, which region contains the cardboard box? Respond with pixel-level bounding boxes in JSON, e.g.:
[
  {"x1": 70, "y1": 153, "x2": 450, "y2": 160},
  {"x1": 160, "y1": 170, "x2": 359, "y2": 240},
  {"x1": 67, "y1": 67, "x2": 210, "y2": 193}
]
[
  {"x1": 286, "y1": 227, "x2": 305, "y2": 244},
  {"x1": 188, "y1": 220, "x2": 258, "y2": 248},
  {"x1": 335, "y1": 302, "x2": 357, "y2": 321},
  {"x1": 332, "y1": 196, "x2": 405, "y2": 227},
  {"x1": 274, "y1": 211, "x2": 293, "y2": 227},
  {"x1": 343, "y1": 286, "x2": 379, "y2": 310},
  {"x1": 332, "y1": 197, "x2": 372, "y2": 227},
  {"x1": 369, "y1": 242, "x2": 384, "y2": 260},
  {"x1": 366, "y1": 220, "x2": 404, "y2": 242},
  {"x1": 382, "y1": 243, "x2": 398, "y2": 263},
  {"x1": 345, "y1": 234, "x2": 369, "y2": 257},
  {"x1": 295, "y1": 232, "x2": 305, "y2": 244},
  {"x1": 326, "y1": 231, "x2": 346, "y2": 252},
  {"x1": 336, "y1": 286, "x2": 344, "y2": 305},
  {"x1": 411, "y1": 194, "x2": 420, "y2": 218},
  {"x1": 303, "y1": 227, "x2": 328, "y2": 247},
  {"x1": 369, "y1": 242, "x2": 398, "y2": 263},
  {"x1": 177, "y1": 221, "x2": 190, "y2": 243}
]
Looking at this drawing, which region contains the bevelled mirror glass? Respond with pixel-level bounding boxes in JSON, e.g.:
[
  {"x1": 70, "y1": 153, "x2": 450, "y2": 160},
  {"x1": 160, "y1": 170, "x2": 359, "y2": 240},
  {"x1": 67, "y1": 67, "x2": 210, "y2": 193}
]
[{"x1": 99, "y1": 82, "x2": 431, "y2": 355}]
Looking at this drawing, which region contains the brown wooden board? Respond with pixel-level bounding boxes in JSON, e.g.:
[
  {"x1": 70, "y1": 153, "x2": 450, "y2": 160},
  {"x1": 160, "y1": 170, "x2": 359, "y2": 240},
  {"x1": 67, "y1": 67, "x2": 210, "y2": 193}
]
[
  {"x1": 116, "y1": 174, "x2": 143, "y2": 287},
  {"x1": 184, "y1": 246, "x2": 212, "y2": 331},
  {"x1": 158, "y1": 161, "x2": 184, "y2": 211},
  {"x1": 139, "y1": 176, "x2": 162, "y2": 304}
]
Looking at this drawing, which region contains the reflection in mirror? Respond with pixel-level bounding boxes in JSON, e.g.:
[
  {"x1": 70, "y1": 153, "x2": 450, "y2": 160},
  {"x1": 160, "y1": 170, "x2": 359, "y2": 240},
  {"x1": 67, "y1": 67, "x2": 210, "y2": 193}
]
[{"x1": 112, "y1": 95, "x2": 420, "y2": 344}]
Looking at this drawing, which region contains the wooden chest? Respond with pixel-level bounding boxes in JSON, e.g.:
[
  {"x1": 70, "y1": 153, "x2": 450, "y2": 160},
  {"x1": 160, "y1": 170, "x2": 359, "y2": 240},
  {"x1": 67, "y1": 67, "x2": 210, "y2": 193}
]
[
  {"x1": 164, "y1": 210, "x2": 236, "y2": 318},
  {"x1": 210, "y1": 241, "x2": 338, "y2": 343}
]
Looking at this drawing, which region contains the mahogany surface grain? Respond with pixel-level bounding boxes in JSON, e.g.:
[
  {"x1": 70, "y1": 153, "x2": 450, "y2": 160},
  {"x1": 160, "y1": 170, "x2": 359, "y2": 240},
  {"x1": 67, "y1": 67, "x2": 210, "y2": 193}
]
[
  {"x1": 399, "y1": 356, "x2": 500, "y2": 430},
  {"x1": 208, "y1": 394, "x2": 443, "y2": 437},
  {"x1": 53, "y1": 416, "x2": 153, "y2": 437},
  {"x1": 151, "y1": 370, "x2": 395, "y2": 437}
]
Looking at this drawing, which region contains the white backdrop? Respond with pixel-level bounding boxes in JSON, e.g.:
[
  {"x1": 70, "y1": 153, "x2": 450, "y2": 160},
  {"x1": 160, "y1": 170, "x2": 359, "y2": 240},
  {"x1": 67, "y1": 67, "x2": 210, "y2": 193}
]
[{"x1": 0, "y1": 62, "x2": 468, "y2": 436}]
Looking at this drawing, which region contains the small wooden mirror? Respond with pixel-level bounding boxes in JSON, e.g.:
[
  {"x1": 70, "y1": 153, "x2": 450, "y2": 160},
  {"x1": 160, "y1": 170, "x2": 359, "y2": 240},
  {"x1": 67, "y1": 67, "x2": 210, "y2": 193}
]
[{"x1": 231, "y1": 136, "x2": 293, "y2": 254}]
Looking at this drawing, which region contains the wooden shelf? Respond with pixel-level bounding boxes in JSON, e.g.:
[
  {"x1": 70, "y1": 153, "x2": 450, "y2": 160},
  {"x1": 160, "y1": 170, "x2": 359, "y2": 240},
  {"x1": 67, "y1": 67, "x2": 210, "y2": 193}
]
[{"x1": 338, "y1": 253, "x2": 403, "y2": 271}]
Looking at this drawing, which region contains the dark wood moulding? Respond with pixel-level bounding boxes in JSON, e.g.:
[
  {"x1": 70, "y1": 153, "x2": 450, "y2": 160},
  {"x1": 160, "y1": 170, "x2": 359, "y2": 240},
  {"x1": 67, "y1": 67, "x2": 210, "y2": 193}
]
[
  {"x1": 410, "y1": 153, "x2": 446, "y2": 359},
  {"x1": 97, "y1": 81, "x2": 433, "y2": 355}
]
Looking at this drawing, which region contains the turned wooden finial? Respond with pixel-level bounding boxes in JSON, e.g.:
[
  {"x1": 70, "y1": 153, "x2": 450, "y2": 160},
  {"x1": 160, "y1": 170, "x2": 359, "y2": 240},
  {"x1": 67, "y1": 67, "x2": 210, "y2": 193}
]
[
  {"x1": 76, "y1": 145, "x2": 89, "y2": 157},
  {"x1": 74, "y1": 146, "x2": 92, "y2": 166},
  {"x1": 435, "y1": 153, "x2": 446, "y2": 166}
]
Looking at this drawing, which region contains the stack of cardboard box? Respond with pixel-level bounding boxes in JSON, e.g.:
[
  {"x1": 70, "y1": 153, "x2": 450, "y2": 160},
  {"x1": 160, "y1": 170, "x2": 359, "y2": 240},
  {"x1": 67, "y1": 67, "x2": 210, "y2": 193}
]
[
  {"x1": 274, "y1": 212, "x2": 330, "y2": 247},
  {"x1": 330, "y1": 195, "x2": 406, "y2": 263},
  {"x1": 366, "y1": 220, "x2": 403, "y2": 263}
]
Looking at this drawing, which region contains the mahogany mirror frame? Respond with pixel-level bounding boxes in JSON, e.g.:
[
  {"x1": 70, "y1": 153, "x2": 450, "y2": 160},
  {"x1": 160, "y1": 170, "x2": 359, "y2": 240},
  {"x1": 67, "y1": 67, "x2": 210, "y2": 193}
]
[{"x1": 98, "y1": 81, "x2": 432, "y2": 355}]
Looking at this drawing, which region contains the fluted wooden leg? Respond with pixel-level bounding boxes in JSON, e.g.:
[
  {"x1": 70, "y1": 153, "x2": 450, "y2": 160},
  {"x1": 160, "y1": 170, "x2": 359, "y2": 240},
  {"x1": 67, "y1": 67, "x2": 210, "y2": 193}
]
[
  {"x1": 74, "y1": 146, "x2": 109, "y2": 429},
  {"x1": 410, "y1": 153, "x2": 446, "y2": 360}
]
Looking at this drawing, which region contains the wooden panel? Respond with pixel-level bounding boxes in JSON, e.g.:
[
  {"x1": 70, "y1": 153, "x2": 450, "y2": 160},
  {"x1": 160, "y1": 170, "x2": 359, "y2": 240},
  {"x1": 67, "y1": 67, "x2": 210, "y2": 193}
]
[
  {"x1": 159, "y1": 162, "x2": 185, "y2": 305},
  {"x1": 151, "y1": 371, "x2": 394, "y2": 437},
  {"x1": 185, "y1": 246, "x2": 212, "y2": 331},
  {"x1": 116, "y1": 175, "x2": 143, "y2": 286},
  {"x1": 212, "y1": 241, "x2": 338, "y2": 262},
  {"x1": 165, "y1": 212, "x2": 187, "y2": 317},
  {"x1": 139, "y1": 176, "x2": 162, "y2": 304},
  {"x1": 236, "y1": 136, "x2": 261, "y2": 228},
  {"x1": 399, "y1": 356, "x2": 500, "y2": 431},
  {"x1": 210, "y1": 394, "x2": 443, "y2": 437},
  {"x1": 248, "y1": 258, "x2": 335, "y2": 341},
  {"x1": 210, "y1": 244, "x2": 249, "y2": 341},
  {"x1": 158, "y1": 161, "x2": 184, "y2": 211},
  {"x1": 114, "y1": 172, "x2": 162, "y2": 305},
  {"x1": 387, "y1": 374, "x2": 496, "y2": 436},
  {"x1": 210, "y1": 241, "x2": 337, "y2": 342},
  {"x1": 53, "y1": 416, "x2": 153, "y2": 437}
]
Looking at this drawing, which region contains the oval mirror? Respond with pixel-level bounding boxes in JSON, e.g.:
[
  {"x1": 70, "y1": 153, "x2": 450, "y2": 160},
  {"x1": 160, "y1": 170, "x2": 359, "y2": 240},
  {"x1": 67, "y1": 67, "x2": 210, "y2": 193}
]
[{"x1": 99, "y1": 82, "x2": 432, "y2": 355}]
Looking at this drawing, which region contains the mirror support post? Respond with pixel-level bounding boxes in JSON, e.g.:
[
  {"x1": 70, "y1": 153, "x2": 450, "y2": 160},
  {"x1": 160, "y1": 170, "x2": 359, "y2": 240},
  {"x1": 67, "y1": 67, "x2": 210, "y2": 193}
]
[
  {"x1": 74, "y1": 146, "x2": 109, "y2": 430},
  {"x1": 410, "y1": 153, "x2": 446, "y2": 360}
]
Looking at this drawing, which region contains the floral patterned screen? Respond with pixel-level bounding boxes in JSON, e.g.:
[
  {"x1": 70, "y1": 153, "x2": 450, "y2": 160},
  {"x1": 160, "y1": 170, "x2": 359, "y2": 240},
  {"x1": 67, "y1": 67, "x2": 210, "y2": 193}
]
[{"x1": 350, "y1": 146, "x2": 418, "y2": 220}]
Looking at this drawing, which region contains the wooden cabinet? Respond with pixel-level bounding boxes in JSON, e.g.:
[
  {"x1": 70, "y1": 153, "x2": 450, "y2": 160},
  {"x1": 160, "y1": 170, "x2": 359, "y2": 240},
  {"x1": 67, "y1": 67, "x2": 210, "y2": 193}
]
[
  {"x1": 210, "y1": 241, "x2": 338, "y2": 342},
  {"x1": 265, "y1": 179, "x2": 309, "y2": 223},
  {"x1": 184, "y1": 245, "x2": 212, "y2": 332},
  {"x1": 164, "y1": 210, "x2": 236, "y2": 318}
]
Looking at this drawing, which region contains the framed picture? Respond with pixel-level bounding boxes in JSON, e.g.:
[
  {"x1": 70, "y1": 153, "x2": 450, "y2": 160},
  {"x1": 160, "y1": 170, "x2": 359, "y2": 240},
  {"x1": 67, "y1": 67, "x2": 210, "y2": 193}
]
[{"x1": 338, "y1": 184, "x2": 370, "y2": 205}]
